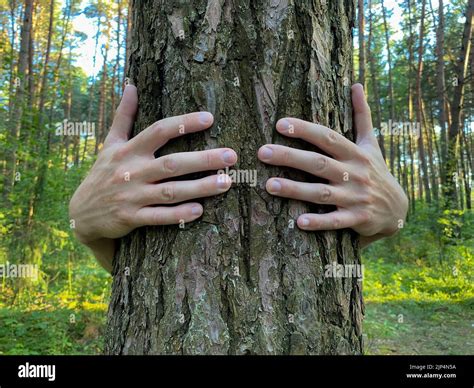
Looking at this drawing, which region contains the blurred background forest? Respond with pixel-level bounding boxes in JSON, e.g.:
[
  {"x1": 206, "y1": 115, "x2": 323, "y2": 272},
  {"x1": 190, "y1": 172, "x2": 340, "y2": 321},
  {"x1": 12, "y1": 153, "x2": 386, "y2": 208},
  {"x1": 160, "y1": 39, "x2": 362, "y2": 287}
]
[{"x1": 0, "y1": 0, "x2": 472, "y2": 354}]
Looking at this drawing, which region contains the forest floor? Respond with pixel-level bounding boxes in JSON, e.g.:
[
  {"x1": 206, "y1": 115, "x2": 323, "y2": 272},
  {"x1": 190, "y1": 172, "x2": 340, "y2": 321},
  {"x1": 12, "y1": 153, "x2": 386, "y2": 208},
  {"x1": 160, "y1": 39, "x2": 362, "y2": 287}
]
[
  {"x1": 364, "y1": 299, "x2": 473, "y2": 355},
  {"x1": 0, "y1": 207, "x2": 472, "y2": 355}
]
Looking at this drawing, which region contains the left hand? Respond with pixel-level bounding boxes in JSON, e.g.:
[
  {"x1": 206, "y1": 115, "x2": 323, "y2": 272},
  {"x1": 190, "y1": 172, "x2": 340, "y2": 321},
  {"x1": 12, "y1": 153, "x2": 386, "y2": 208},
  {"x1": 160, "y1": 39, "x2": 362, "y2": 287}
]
[{"x1": 257, "y1": 84, "x2": 408, "y2": 247}]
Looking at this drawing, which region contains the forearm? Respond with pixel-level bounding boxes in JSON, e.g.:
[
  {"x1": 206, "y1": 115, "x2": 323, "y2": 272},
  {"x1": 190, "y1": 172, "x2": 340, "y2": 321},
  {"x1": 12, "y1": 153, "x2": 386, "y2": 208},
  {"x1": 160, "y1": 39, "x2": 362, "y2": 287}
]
[
  {"x1": 360, "y1": 234, "x2": 385, "y2": 248},
  {"x1": 78, "y1": 237, "x2": 115, "y2": 273}
]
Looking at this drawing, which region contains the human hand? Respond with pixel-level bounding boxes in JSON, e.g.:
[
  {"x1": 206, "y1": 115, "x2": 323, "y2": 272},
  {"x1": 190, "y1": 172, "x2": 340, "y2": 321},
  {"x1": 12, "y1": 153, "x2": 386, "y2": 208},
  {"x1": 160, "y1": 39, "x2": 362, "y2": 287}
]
[
  {"x1": 69, "y1": 85, "x2": 237, "y2": 271},
  {"x1": 257, "y1": 84, "x2": 408, "y2": 247}
]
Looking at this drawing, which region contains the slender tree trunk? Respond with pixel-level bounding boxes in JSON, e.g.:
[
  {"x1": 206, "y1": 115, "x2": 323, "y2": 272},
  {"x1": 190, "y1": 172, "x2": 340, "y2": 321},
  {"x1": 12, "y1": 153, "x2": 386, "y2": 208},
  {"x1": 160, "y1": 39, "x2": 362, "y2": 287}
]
[
  {"x1": 407, "y1": 0, "x2": 416, "y2": 211},
  {"x1": 422, "y1": 101, "x2": 438, "y2": 201},
  {"x1": 460, "y1": 128, "x2": 471, "y2": 209},
  {"x1": 381, "y1": 0, "x2": 395, "y2": 175},
  {"x1": 110, "y1": 0, "x2": 122, "y2": 125},
  {"x1": 358, "y1": 0, "x2": 366, "y2": 88},
  {"x1": 95, "y1": 41, "x2": 109, "y2": 154},
  {"x1": 123, "y1": 0, "x2": 132, "y2": 85},
  {"x1": 367, "y1": 0, "x2": 385, "y2": 159},
  {"x1": 415, "y1": 0, "x2": 431, "y2": 203},
  {"x1": 36, "y1": 0, "x2": 54, "y2": 129},
  {"x1": 26, "y1": 0, "x2": 54, "y2": 228},
  {"x1": 443, "y1": 0, "x2": 474, "y2": 208},
  {"x1": 436, "y1": 0, "x2": 448, "y2": 184},
  {"x1": 402, "y1": 121, "x2": 409, "y2": 201},
  {"x1": 27, "y1": 13, "x2": 35, "y2": 111},
  {"x1": 3, "y1": 0, "x2": 33, "y2": 201},
  {"x1": 105, "y1": 0, "x2": 363, "y2": 355},
  {"x1": 83, "y1": 11, "x2": 103, "y2": 163}
]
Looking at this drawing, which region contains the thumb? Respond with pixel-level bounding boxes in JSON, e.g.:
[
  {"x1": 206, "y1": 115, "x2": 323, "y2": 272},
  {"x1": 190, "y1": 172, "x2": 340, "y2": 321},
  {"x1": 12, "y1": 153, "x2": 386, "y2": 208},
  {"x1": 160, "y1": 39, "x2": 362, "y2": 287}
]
[
  {"x1": 352, "y1": 83, "x2": 375, "y2": 145},
  {"x1": 105, "y1": 84, "x2": 138, "y2": 147}
]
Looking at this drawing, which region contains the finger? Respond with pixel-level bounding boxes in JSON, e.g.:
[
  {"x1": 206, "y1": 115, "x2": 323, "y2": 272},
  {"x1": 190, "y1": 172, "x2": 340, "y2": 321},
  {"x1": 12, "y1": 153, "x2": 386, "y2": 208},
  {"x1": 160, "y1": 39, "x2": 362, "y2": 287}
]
[
  {"x1": 297, "y1": 209, "x2": 358, "y2": 231},
  {"x1": 258, "y1": 145, "x2": 348, "y2": 182},
  {"x1": 128, "y1": 112, "x2": 214, "y2": 155},
  {"x1": 105, "y1": 85, "x2": 138, "y2": 147},
  {"x1": 275, "y1": 117, "x2": 361, "y2": 160},
  {"x1": 134, "y1": 203, "x2": 203, "y2": 227},
  {"x1": 265, "y1": 178, "x2": 356, "y2": 207},
  {"x1": 351, "y1": 84, "x2": 376, "y2": 145},
  {"x1": 138, "y1": 174, "x2": 232, "y2": 206},
  {"x1": 140, "y1": 148, "x2": 238, "y2": 182}
]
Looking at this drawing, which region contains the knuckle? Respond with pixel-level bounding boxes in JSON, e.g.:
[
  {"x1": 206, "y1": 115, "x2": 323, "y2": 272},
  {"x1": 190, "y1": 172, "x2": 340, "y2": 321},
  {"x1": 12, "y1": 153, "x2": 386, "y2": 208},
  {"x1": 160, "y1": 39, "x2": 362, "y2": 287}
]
[
  {"x1": 357, "y1": 152, "x2": 372, "y2": 166},
  {"x1": 315, "y1": 156, "x2": 328, "y2": 171},
  {"x1": 327, "y1": 129, "x2": 338, "y2": 145},
  {"x1": 331, "y1": 215, "x2": 341, "y2": 229},
  {"x1": 358, "y1": 210, "x2": 372, "y2": 224},
  {"x1": 355, "y1": 171, "x2": 371, "y2": 185},
  {"x1": 159, "y1": 183, "x2": 175, "y2": 202},
  {"x1": 360, "y1": 193, "x2": 374, "y2": 206},
  {"x1": 152, "y1": 120, "x2": 165, "y2": 133},
  {"x1": 319, "y1": 187, "x2": 332, "y2": 203},
  {"x1": 161, "y1": 156, "x2": 178, "y2": 175}
]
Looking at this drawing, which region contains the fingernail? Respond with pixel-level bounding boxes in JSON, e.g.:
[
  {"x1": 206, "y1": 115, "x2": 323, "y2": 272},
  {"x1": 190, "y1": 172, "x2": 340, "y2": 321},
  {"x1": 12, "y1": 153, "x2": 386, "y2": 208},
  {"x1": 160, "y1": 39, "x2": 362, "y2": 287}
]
[
  {"x1": 199, "y1": 112, "x2": 213, "y2": 125},
  {"x1": 268, "y1": 179, "x2": 281, "y2": 193},
  {"x1": 217, "y1": 174, "x2": 231, "y2": 189},
  {"x1": 278, "y1": 119, "x2": 291, "y2": 131},
  {"x1": 260, "y1": 147, "x2": 273, "y2": 160},
  {"x1": 192, "y1": 205, "x2": 202, "y2": 215},
  {"x1": 300, "y1": 217, "x2": 310, "y2": 227},
  {"x1": 222, "y1": 150, "x2": 236, "y2": 164}
]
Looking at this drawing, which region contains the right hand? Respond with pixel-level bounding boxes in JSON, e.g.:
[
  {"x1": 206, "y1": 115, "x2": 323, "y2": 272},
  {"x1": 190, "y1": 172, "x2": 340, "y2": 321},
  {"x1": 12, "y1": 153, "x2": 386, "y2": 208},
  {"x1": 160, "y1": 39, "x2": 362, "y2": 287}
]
[{"x1": 69, "y1": 85, "x2": 237, "y2": 271}]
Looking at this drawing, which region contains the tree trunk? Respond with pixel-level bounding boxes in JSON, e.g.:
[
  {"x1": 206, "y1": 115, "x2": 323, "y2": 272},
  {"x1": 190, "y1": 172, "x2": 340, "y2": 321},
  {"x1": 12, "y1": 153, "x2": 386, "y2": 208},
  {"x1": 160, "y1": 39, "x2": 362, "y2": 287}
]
[
  {"x1": 436, "y1": 0, "x2": 447, "y2": 183},
  {"x1": 407, "y1": 0, "x2": 416, "y2": 212},
  {"x1": 381, "y1": 0, "x2": 395, "y2": 175},
  {"x1": 83, "y1": 10, "x2": 103, "y2": 163},
  {"x1": 367, "y1": 0, "x2": 385, "y2": 160},
  {"x1": 415, "y1": 0, "x2": 431, "y2": 203},
  {"x1": 443, "y1": 0, "x2": 474, "y2": 208},
  {"x1": 105, "y1": 0, "x2": 363, "y2": 355},
  {"x1": 358, "y1": 0, "x2": 365, "y2": 88},
  {"x1": 460, "y1": 128, "x2": 472, "y2": 209},
  {"x1": 3, "y1": 0, "x2": 33, "y2": 201},
  {"x1": 123, "y1": 0, "x2": 132, "y2": 84}
]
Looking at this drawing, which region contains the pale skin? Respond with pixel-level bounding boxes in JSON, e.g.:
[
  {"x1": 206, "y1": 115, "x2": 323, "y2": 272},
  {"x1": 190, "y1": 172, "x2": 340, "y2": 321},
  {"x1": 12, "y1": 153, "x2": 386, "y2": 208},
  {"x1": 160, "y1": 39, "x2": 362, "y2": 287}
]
[{"x1": 69, "y1": 83, "x2": 408, "y2": 273}]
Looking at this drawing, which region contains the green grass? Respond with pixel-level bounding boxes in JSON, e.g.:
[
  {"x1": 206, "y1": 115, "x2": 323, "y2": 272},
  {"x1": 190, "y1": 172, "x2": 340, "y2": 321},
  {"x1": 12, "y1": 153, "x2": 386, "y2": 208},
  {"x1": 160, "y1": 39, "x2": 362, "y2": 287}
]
[
  {"x1": 0, "y1": 307, "x2": 106, "y2": 355},
  {"x1": 362, "y1": 206, "x2": 474, "y2": 355}
]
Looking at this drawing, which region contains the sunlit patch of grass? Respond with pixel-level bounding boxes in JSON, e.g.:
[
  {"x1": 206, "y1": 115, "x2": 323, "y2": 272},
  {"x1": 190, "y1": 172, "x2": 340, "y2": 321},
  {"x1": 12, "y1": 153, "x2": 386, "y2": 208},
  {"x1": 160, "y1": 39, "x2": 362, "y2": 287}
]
[
  {"x1": 0, "y1": 307, "x2": 107, "y2": 355},
  {"x1": 362, "y1": 206, "x2": 474, "y2": 355},
  {"x1": 0, "y1": 251, "x2": 110, "y2": 355}
]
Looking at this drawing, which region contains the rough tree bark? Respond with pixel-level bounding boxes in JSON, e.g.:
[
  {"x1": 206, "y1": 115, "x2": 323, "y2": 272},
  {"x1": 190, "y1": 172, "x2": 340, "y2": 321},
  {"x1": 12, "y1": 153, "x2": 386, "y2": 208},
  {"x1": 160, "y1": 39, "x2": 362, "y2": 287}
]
[{"x1": 105, "y1": 0, "x2": 363, "y2": 355}]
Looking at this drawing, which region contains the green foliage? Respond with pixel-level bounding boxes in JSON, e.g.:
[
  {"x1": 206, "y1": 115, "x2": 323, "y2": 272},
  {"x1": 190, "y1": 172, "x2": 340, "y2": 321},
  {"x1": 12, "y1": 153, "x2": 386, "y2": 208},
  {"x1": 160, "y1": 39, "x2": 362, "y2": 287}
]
[
  {"x1": 0, "y1": 308, "x2": 106, "y2": 355},
  {"x1": 0, "y1": 142, "x2": 110, "y2": 355},
  {"x1": 363, "y1": 204, "x2": 474, "y2": 354}
]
